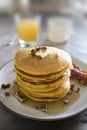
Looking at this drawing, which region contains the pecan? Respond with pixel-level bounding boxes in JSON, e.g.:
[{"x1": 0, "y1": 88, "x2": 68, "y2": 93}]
[
  {"x1": 15, "y1": 91, "x2": 27, "y2": 102},
  {"x1": 31, "y1": 46, "x2": 47, "y2": 58},
  {"x1": 1, "y1": 84, "x2": 10, "y2": 89},
  {"x1": 40, "y1": 46, "x2": 47, "y2": 50},
  {"x1": 31, "y1": 49, "x2": 36, "y2": 56},
  {"x1": 36, "y1": 47, "x2": 40, "y2": 51},
  {"x1": 5, "y1": 92, "x2": 10, "y2": 96},
  {"x1": 64, "y1": 99, "x2": 69, "y2": 104},
  {"x1": 35, "y1": 103, "x2": 47, "y2": 112}
]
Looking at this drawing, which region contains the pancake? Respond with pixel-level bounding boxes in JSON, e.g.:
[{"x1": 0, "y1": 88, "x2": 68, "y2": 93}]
[
  {"x1": 14, "y1": 46, "x2": 72, "y2": 75},
  {"x1": 15, "y1": 65, "x2": 69, "y2": 83},
  {"x1": 16, "y1": 71, "x2": 69, "y2": 92},
  {"x1": 19, "y1": 79, "x2": 70, "y2": 102},
  {"x1": 19, "y1": 79, "x2": 70, "y2": 98},
  {"x1": 14, "y1": 46, "x2": 72, "y2": 102}
]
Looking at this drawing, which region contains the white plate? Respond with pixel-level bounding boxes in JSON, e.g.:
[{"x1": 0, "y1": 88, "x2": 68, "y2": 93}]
[{"x1": 0, "y1": 58, "x2": 87, "y2": 121}]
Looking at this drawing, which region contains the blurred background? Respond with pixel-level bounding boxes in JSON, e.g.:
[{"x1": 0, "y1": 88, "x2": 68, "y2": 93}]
[
  {"x1": 0, "y1": 0, "x2": 87, "y2": 15},
  {"x1": 0, "y1": 0, "x2": 87, "y2": 34},
  {"x1": 0, "y1": 0, "x2": 87, "y2": 56}
]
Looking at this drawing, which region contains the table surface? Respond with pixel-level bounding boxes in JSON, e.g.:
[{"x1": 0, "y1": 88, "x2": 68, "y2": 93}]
[{"x1": 0, "y1": 15, "x2": 87, "y2": 130}]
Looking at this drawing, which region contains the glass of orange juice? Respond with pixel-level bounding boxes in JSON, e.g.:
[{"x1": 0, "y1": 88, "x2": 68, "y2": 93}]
[{"x1": 15, "y1": 15, "x2": 40, "y2": 47}]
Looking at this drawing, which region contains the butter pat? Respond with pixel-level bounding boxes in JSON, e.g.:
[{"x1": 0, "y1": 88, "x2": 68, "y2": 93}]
[{"x1": 35, "y1": 49, "x2": 49, "y2": 58}]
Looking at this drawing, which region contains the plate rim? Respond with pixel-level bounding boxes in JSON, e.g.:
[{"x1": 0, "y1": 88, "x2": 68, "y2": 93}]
[
  {"x1": 0, "y1": 99, "x2": 86, "y2": 121},
  {"x1": 0, "y1": 58, "x2": 87, "y2": 121}
]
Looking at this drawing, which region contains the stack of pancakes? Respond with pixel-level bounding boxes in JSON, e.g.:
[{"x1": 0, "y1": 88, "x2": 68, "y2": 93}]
[{"x1": 14, "y1": 46, "x2": 72, "y2": 102}]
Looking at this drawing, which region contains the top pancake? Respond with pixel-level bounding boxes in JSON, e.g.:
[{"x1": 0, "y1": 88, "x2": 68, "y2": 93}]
[{"x1": 14, "y1": 46, "x2": 72, "y2": 75}]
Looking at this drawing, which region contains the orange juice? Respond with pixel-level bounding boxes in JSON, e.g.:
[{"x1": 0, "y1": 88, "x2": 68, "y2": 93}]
[{"x1": 17, "y1": 19, "x2": 39, "y2": 42}]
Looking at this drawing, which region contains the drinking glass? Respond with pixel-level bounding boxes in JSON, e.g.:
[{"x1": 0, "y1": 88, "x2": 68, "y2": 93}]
[{"x1": 15, "y1": 14, "x2": 41, "y2": 47}]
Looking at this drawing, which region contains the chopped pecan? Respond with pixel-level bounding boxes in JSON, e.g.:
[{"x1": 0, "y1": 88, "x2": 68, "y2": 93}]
[
  {"x1": 15, "y1": 91, "x2": 27, "y2": 102},
  {"x1": 1, "y1": 84, "x2": 10, "y2": 89},
  {"x1": 31, "y1": 46, "x2": 47, "y2": 56},
  {"x1": 31, "y1": 49, "x2": 36, "y2": 56},
  {"x1": 5, "y1": 92, "x2": 10, "y2": 96},
  {"x1": 36, "y1": 47, "x2": 40, "y2": 51},
  {"x1": 64, "y1": 99, "x2": 69, "y2": 104},
  {"x1": 35, "y1": 103, "x2": 47, "y2": 112},
  {"x1": 40, "y1": 46, "x2": 47, "y2": 51}
]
